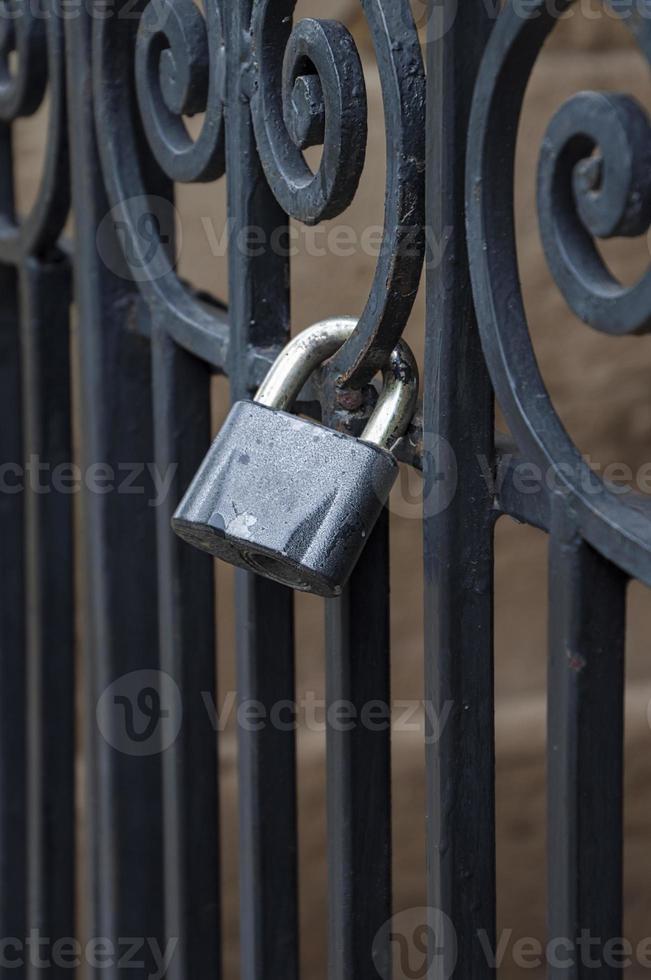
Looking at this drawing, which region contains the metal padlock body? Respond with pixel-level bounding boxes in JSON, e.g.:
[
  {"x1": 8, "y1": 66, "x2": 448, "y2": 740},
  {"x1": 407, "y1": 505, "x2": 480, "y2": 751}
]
[
  {"x1": 172, "y1": 399, "x2": 398, "y2": 597},
  {"x1": 172, "y1": 317, "x2": 418, "y2": 597}
]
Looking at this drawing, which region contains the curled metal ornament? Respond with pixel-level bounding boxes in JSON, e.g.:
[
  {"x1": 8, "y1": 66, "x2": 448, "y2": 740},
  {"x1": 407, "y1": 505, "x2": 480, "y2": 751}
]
[
  {"x1": 134, "y1": 0, "x2": 225, "y2": 184},
  {"x1": 250, "y1": 11, "x2": 368, "y2": 226},
  {"x1": 466, "y1": 0, "x2": 651, "y2": 582},
  {"x1": 538, "y1": 89, "x2": 651, "y2": 335},
  {"x1": 93, "y1": 0, "x2": 229, "y2": 366},
  {"x1": 250, "y1": 1, "x2": 426, "y2": 389},
  {"x1": 0, "y1": 0, "x2": 68, "y2": 260},
  {"x1": 0, "y1": 0, "x2": 47, "y2": 119}
]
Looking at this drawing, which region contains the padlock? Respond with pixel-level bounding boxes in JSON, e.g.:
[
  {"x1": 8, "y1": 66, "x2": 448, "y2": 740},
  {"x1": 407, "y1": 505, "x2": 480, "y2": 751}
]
[{"x1": 171, "y1": 317, "x2": 418, "y2": 597}]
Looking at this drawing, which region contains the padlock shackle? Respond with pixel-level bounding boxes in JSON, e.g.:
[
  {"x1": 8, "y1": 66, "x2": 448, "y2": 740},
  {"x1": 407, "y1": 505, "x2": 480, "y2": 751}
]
[
  {"x1": 255, "y1": 318, "x2": 356, "y2": 413},
  {"x1": 362, "y1": 341, "x2": 419, "y2": 450},
  {"x1": 254, "y1": 318, "x2": 418, "y2": 451}
]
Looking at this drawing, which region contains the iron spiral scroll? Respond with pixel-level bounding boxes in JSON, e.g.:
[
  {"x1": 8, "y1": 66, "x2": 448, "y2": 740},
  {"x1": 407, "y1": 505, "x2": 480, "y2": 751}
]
[
  {"x1": 0, "y1": 0, "x2": 68, "y2": 261},
  {"x1": 93, "y1": 0, "x2": 425, "y2": 389},
  {"x1": 466, "y1": 0, "x2": 651, "y2": 583}
]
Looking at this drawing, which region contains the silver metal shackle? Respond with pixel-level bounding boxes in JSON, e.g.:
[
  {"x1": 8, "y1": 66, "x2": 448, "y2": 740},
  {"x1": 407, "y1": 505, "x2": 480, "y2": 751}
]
[{"x1": 254, "y1": 317, "x2": 419, "y2": 452}]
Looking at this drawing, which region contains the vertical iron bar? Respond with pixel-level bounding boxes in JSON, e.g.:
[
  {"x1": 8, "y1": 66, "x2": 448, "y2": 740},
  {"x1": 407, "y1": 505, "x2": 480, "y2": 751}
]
[
  {"x1": 326, "y1": 508, "x2": 392, "y2": 980},
  {"x1": 224, "y1": 7, "x2": 298, "y2": 980},
  {"x1": 151, "y1": 325, "x2": 220, "y2": 980},
  {"x1": 20, "y1": 258, "x2": 75, "y2": 978},
  {"x1": 548, "y1": 501, "x2": 626, "y2": 979},
  {"x1": 424, "y1": 1, "x2": 496, "y2": 975},
  {"x1": 0, "y1": 124, "x2": 14, "y2": 220},
  {"x1": 0, "y1": 265, "x2": 26, "y2": 972},
  {"x1": 65, "y1": 8, "x2": 165, "y2": 974}
]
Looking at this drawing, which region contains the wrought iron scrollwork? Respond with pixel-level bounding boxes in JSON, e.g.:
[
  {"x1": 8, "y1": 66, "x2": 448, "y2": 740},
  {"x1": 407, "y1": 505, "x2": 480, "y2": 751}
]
[
  {"x1": 134, "y1": 0, "x2": 225, "y2": 184},
  {"x1": 0, "y1": 0, "x2": 68, "y2": 260},
  {"x1": 247, "y1": 1, "x2": 427, "y2": 388},
  {"x1": 466, "y1": 0, "x2": 651, "y2": 580},
  {"x1": 538, "y1": 89, "x2": 651, "y2": 336},
  {"x1": 93, "y1": 0, "x2": 425, "y2": 391},
  {"x1": 250, "y1": 9, "x2": 368, "y2": 226},
  {"x1": 93, "y1": 0, "x2": 229, "y2": 369},
  {"x1": 249, "y1": 0, "x2": 426, "y2": 388}
]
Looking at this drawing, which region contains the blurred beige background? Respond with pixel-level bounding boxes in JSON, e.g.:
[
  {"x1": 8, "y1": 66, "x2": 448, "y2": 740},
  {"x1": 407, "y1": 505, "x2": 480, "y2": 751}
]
[{"x1": 13, "y1": 3, "x2": 651, "y2": 977}]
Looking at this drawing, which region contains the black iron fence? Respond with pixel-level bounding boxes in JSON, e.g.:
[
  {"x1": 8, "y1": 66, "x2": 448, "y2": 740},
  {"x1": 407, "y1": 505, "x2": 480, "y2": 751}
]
[{"x1": 1, "y1": 0, "x2": 650, "y2": 976}]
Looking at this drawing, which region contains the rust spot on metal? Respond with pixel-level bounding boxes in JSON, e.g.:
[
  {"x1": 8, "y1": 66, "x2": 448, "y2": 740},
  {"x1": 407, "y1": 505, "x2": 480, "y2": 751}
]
[{"x1": 566, "y1": 648, "x2": 587, "y2": 673}]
